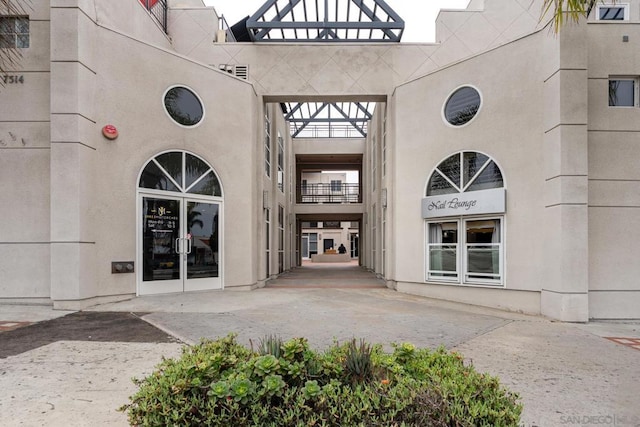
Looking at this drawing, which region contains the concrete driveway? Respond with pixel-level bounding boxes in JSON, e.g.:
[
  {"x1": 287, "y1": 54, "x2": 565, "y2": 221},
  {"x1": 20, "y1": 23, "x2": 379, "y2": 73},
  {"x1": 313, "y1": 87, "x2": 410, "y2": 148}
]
[{"x1": 0, "y1": 266, "x2": 639, "y2": 426}]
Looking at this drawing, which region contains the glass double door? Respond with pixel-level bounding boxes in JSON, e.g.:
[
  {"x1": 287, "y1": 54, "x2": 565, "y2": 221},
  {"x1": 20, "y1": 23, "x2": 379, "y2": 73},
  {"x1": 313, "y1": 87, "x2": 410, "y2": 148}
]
[{"x1": 139, "y1": 195, "x2": 221, "y2": 295}]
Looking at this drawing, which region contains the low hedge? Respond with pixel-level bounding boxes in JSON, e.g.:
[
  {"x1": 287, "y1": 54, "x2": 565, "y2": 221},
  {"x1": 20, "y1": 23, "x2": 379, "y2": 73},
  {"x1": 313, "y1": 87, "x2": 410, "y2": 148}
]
[{"x1": 121, "y1": 334, "x2": 521, "y2": 426}]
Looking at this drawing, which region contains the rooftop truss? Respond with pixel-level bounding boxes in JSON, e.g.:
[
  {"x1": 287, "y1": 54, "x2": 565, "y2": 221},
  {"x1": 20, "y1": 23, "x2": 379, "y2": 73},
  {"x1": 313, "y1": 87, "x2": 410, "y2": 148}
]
[
  {"x1": 282, "y1": 102, "x2": 375, "y2": 138},
  {"x1": 247, "y1": 0, "x2": 404, "y2": 42}
]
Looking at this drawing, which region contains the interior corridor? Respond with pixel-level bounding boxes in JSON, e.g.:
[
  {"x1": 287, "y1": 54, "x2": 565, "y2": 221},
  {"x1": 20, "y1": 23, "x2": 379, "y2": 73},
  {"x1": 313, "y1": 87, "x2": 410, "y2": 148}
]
[{"x1": 266, "y1": 261, "x2": 385, "y2": 289}]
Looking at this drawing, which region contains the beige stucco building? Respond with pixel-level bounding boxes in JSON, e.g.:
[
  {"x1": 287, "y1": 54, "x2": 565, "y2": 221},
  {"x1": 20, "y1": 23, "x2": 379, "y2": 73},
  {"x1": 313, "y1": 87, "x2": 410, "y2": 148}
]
[{"x1": 1, "y1": 0, "x2": 639, "y2": 321}]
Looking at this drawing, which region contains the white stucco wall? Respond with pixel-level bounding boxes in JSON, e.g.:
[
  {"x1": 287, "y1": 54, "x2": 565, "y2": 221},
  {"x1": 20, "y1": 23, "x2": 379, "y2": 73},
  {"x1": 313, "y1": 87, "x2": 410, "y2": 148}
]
[
  {"x1": 391, "y1": 32, "x2": 546, "y2": 315},
  {"x1": 261, "y1": 102, "x2": 294, "y2": 280},
  {"x1": 0, "y1": 0, "x2": 52, "y2": 300},
  {"x1": 2, "y1": 0, "x2": 640, "y2": 319},
  {"x1": 44, "y1": 0, "x2": 261, "y2": 307},
  {"x1": 168, "y1": 1, "x2": 220, "y2": 59},
  {"x1": 88, "y1": 31, "x2": 259, "y2": 297},
  {"x1": 586, "y1": 21, "x2": 640, "y2": 319}
]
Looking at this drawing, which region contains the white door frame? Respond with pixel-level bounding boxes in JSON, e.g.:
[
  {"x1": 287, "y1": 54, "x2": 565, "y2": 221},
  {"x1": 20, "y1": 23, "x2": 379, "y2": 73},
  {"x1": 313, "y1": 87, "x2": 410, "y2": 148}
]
[
  {"x1": 183, "y1": 197, "x2": 223, "y2": 292},
  {"x1": 137, "y1": 190, "x2": 224, "y2": 295}
]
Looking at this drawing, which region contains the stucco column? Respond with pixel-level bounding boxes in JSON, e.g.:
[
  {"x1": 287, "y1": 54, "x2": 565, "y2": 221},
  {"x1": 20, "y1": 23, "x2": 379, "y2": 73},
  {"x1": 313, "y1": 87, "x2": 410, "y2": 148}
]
[
  {"x1": 541, "y1": 23, "x2": 589, "y2": 321},
  {"x1": 49, "y1": 1, "x2": 98, "y2": 308}
]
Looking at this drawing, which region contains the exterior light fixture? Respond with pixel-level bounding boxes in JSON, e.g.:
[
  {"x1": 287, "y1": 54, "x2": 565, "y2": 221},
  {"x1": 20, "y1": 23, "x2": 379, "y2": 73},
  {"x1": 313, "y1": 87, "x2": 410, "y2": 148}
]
[{"x1": 102, "y1": 124, "x2": 119, "y2": 140}]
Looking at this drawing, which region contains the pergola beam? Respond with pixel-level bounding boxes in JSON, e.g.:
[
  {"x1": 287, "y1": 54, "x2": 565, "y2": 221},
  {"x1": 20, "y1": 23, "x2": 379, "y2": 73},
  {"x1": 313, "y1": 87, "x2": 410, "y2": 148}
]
[
  {"x1": 349, "y1": 0, "x2": 398, "y2": 40},
  {"x1": 331, "y1": 102, "x2": 367, "y2": 137},
  {"x1": 253, "y1": 0, "x2": 303, "y2": 39},
  {"x1": 250, "y1": 21, "x2": 403, "y2": 29},
  {"x1": 291, "y1": 102, "x2": 330, "y2": 137},
  {"x1": 287, "y1": 118, "x2": 370, "y2": 123},
  {"x1": 284, "y1": 101, "x2": 373, "y2": 138},
  {"x1": 247, "y1": 0, "x2": 405, "y2": 42}
]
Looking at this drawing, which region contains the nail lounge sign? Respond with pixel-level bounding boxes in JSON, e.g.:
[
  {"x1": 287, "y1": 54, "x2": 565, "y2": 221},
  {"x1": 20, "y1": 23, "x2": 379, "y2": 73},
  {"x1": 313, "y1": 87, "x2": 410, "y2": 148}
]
[{"x1": 422, "y1": 188, "x2": 506, "y2": 218}]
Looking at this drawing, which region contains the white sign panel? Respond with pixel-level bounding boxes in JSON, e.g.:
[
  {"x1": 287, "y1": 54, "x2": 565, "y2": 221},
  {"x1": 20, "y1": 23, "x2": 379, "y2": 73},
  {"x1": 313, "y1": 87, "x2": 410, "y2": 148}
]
[{"x1": 422, "y1": 188, "x2": 506, "y2": 218}]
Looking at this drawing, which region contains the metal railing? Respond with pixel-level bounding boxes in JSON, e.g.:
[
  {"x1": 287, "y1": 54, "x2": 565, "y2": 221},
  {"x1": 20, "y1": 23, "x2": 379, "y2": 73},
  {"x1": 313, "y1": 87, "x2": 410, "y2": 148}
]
[
  {"x1": 298, "y1": 183, "x2": 360, "y2": 204},
  {"x1": 140, "y1": 0, "x2": 168, "y2": 33},
  {"x1": 291, "y1": 124, "x2": 367, "y2": 139},
  {"x1": 219, "y1": 14, "x2": 237, "y2": 42}
]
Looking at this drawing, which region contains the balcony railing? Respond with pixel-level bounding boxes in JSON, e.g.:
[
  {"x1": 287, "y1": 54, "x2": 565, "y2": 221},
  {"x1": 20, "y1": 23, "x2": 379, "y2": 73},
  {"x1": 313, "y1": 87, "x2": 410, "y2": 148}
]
[
  {"x1": 298, "y1": 183, "x2": 360, "y2": 204},
  {"x1": 140, "y1": 0, "x2": 168, "y2": 33},
  {"x1": 219, "y1": 15, "x2": 237, "y2": 42},
  {"x1": 291, "y1": 124, "x2": 367, "y2": 139}
]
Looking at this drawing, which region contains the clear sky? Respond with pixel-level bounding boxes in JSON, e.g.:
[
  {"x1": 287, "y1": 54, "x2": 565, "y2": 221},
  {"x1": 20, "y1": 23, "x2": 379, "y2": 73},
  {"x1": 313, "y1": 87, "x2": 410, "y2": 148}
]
[{"x1": 201, "y1": 0, "x2": 471, "y2": 43}]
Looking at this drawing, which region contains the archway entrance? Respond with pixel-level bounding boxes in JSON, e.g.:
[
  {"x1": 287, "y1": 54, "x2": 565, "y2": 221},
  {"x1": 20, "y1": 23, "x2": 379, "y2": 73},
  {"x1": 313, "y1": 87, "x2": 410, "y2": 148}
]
[{"x1": 137, "y1": 151, "x2": 223, "y2": 295}]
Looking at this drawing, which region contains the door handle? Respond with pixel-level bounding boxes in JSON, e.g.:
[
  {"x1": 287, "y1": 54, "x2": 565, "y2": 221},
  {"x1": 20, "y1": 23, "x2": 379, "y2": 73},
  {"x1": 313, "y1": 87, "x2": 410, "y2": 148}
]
[
  {"x1": 186, "y1": 236, "x2": 192, "y2": 254},
  {"x1": 174, "y1": 238, "x2": 181, "y2": 254}
]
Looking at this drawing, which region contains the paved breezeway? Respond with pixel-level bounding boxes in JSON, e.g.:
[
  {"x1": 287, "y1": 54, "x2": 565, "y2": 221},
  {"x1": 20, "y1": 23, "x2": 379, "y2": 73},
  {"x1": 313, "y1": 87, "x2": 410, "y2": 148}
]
[{"x1": 0, "y1": 265, "x2": 639, "y2": 426}]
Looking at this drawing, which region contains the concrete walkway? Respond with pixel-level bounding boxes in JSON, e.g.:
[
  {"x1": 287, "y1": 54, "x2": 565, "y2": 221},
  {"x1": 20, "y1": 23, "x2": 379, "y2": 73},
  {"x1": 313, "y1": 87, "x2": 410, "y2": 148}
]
[
  {"x1": 1, "y1": 265, "x2": 639, "y2": 426},
  {"x1": 266, "y1": 260, "x2": 387, "y2": 289}
]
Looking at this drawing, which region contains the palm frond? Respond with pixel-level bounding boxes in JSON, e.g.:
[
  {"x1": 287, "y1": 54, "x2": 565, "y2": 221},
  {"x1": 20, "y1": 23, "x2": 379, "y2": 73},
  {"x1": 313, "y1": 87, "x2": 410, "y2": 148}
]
[{"x1": 541, "y1": 0, "x2": 600, "y2": 33}]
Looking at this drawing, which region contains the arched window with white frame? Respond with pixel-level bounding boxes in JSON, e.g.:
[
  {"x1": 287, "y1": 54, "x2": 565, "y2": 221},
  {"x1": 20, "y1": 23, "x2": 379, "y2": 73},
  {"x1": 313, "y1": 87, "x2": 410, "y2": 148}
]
[{"x1": 423, "y1": 151, "x2": 506, "y2": 286}]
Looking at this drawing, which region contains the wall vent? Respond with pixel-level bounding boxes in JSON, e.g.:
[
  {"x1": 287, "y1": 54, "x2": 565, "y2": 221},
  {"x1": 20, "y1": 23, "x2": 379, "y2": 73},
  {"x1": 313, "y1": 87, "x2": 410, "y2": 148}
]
[{"x1": 218, "y1": 64, "x2": 249, "y2": 80}]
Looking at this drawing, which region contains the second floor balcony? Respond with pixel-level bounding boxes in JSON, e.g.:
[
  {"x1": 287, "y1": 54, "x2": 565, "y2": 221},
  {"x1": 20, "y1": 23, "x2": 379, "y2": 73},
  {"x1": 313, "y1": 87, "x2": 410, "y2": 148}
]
[
  {"x1": 139, "y1": 0, "x2": 168, "y2": 33},
  {"x1": 298, "y1": 183, "x2": 360, "y2": 204}
]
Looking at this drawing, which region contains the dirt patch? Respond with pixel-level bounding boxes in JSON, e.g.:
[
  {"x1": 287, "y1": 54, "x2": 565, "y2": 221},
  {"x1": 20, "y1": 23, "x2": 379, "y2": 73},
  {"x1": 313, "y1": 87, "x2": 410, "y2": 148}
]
[{"x1": 0, "y1": 311, "x2": 181, "y2": 358}]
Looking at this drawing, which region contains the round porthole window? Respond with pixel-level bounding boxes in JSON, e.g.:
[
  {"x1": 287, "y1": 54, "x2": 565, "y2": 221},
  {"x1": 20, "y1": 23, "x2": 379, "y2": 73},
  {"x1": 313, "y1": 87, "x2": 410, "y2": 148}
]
[
  {"x1": 163, "y1": 86, "x2": 204, "y2": 127},
  {"x1": 443, "y1": 86, "x2": 481, "y2": 126}
]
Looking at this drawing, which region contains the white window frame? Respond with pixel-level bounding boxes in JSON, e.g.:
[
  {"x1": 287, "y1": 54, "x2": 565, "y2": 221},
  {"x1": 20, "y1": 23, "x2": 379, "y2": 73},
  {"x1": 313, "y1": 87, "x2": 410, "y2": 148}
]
[
  {"x1": 278, "y1": 205, "x2": 285, "y2": 273},
  {"x1": 264, "y1": 112, "x2": 272, "y2": 178},
  {"x1": 289, "y1": 162, "x2": 294, "y2": 204},
  {"x1": 595, "y1": 3, "x2": 629, "y2": 21},
  {"x1": 0, "y1": 16, "x2": 29, "y2": 49},
  {"x1": 382, "y1": 209, "x2": 386, "y2": 276},
  {"x1": 302, "y1": 233, "x2": 310, "y2": 259},
  {"x1": 441, "y1": 85, "x2": 483, "y2": 128},
  {"x1": 265, "y1": 208, "x2": 271, "y2": 278},
  {"x1": 277, "y1": 131, "x2": 284, "y2": 192},
  {"x1": 162, "y1": 85, "x2": 206, "y2": 129},
  {"x1": 382, "y1": 105, "x2": 387, "y2": 178},
  {"x1": 308, "y1": 232, "x2": 318, "y2": 256},
  {"x1": 608, "y1": 76, "x2": 639, "y2": 107},
  {"x1": 371, "y1": 204, "x2": 377, "y2": 271},
  {"x1": 425, "y1": 220, "x2": 460, "y2": 282},
  {"x1": 372, "y1": 135, "x2": 377, "y2": 192},
  {"x1": 462, "y1": 218, "x2": 503, "y2": 285},
  {"x1": 425, "y1": 217, "x2": 504, "y2": 287}
]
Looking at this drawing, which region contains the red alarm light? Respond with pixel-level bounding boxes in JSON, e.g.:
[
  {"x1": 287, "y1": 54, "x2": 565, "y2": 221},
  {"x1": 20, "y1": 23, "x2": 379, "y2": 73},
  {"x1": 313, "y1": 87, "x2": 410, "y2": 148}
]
[{"x1": 102, "y1": 125, "x2": 119, "y2": 140}]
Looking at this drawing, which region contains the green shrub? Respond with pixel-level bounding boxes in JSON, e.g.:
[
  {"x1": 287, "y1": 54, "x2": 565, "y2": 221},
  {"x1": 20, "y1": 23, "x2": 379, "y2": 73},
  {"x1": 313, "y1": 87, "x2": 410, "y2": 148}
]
[
  {"x1": 121, "y1": 333, "x2": 522, "y2": 426},
  {"x1": 343, "y1": 338, "x2": 374, "y2": 384},
  {"x1": 256, "y1": 334, "x2": 283, "y2": 358}
]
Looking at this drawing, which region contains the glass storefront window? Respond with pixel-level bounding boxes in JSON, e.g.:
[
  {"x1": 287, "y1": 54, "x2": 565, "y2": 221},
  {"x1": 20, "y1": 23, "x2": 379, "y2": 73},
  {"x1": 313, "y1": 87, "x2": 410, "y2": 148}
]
[
  {"x1": 142, "y1": 198, "x2": 181, "y2": 282},
  {"x1": 427, "y1": 222, "x2": 458, "y2": 280},
  {"x1": 425, "y1": 151, "x2": 505, "y2": 286},
  {"x1": 426, "y1": 218, "x2": 502, "y2": 285},
  {"x1": 465, "y1": 220, "x2": 501, "y2": 282}
]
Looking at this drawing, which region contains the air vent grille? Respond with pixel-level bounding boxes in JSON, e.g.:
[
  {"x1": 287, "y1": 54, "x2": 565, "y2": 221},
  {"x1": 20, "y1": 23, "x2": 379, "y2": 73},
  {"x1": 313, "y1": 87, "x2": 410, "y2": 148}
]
[{"x1": 218, "y1": 64, "x2": 249, "y2": 80}]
